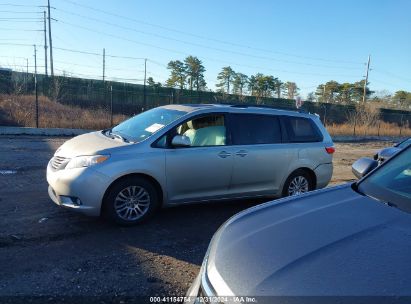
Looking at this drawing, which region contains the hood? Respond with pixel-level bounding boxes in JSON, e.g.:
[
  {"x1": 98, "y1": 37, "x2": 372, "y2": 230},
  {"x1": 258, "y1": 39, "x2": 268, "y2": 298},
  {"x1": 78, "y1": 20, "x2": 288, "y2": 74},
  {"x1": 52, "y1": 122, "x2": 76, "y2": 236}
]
[
  {"x1": 55, "y1": 131, "x2": 129, "y2": 157},
  {"x1": 208, "y1": 184, "x2": 411, "y2": 296},
  {"x1": 378, "y1": 147, "x2": 400, "y2": 160}
]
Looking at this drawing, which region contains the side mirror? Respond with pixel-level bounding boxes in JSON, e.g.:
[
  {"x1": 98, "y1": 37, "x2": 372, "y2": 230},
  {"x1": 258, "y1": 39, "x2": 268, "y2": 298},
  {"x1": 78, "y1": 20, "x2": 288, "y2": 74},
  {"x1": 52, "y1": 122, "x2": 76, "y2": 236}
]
[
  {"x1": 352, "y1": 157, "x2": 378, "y2": 179},
  {"x1": 171, "y1": 135, "x2": 191, "y2": 147}
]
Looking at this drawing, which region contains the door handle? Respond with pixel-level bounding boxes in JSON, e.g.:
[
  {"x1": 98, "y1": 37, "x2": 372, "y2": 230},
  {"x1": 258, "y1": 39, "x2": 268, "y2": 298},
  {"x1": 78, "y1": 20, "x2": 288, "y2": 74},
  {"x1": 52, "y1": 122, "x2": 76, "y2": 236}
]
[
  {"x1": 218, "y1": 151, "x2": 231, "y2": 158},
  {"x1": 235, "y1": 150, "x2": 248, "y2": 157}
]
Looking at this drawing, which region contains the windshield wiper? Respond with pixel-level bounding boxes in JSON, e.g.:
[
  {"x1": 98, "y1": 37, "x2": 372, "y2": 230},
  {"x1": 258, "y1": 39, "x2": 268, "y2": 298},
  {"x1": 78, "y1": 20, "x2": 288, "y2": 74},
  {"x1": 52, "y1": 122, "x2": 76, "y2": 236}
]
[
  {"x1": 104, "y1": 129, "x2": 129, "y2": 143},
  {"x1": 111, "y1": 132, "x2": 129, "y2": 142}
]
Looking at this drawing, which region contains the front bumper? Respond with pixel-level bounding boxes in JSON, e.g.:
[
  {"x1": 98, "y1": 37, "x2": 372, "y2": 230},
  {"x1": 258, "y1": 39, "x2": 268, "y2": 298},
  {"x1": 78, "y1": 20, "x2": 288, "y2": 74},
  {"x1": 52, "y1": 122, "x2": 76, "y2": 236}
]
[{"x1": 46, "y1": 160, "x2": 112, "y2": 216}]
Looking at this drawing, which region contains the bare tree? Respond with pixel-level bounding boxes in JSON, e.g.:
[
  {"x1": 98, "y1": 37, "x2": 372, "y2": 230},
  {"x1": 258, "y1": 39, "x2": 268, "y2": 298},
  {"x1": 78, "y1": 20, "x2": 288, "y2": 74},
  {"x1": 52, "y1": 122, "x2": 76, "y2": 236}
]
[{"x1": 347, "y1": 103, "x2": 380, "y2": 136}]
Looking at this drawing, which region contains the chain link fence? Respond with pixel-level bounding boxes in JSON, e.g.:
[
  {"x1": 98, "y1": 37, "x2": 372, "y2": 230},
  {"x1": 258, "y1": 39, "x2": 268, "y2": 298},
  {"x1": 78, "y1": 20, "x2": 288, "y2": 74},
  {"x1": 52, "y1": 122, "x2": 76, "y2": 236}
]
[{"x1": 0, "y1": 70, "x2": 410, "y2": 137}]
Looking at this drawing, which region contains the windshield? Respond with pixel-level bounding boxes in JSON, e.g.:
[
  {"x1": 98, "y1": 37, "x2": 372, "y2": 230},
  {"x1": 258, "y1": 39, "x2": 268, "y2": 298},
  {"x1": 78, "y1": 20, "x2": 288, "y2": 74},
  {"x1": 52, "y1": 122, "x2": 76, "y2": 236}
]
[
  {"x1": 358, "y1": 147, "x2": 411, "y2": 212},
  {"x1": 111, "y1": 107, "x2": 187, "y2": 142},
  {"x1": 398, "y1": 138, "x2": 411, "y2": 149}
]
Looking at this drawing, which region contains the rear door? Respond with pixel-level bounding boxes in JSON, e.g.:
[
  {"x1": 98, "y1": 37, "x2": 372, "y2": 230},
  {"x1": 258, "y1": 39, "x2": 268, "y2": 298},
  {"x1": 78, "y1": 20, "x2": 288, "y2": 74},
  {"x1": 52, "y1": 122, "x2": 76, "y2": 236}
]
[{"x1": 227, "y1": 113, "x2": 292, "y2": 196}]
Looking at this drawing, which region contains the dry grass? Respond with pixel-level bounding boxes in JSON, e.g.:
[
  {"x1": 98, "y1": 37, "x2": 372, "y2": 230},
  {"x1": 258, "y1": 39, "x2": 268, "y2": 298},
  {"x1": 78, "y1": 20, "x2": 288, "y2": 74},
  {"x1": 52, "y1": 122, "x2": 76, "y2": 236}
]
[
  {"x1": 327, "y1": 121, "x2": 411, "y2": 137},
  {"x1": 0, "y1": 94, "x2": 128, "y2": 129},
  {"x1": 1, "y1": 94, "x2": 410, "y2": 137}
]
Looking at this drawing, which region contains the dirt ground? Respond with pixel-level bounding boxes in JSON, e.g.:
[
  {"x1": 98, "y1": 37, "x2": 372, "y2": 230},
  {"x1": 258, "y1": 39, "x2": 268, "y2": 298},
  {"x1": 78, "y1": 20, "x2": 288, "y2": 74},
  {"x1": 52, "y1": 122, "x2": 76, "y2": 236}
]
[{"x1": 0, "y1": 136, "x2": 392, "y2": 300}]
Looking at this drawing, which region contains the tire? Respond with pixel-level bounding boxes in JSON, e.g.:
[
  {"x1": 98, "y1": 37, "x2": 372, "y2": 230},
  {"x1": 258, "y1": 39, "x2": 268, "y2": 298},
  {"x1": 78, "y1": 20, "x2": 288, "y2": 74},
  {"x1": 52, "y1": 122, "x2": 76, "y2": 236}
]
[
  {"x1": 282, "y1": 169, "x2": 315, "y2": 197},
  {"x1": 103, "y1": 176, "x2": 159, "y2": 225}
]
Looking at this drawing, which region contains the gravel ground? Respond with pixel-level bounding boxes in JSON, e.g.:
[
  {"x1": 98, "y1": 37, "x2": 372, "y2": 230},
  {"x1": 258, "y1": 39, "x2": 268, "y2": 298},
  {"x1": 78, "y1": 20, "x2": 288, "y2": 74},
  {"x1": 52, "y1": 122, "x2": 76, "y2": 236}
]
[{"x1": 0, "y1": 136, "x2": 392, "y2": 300}]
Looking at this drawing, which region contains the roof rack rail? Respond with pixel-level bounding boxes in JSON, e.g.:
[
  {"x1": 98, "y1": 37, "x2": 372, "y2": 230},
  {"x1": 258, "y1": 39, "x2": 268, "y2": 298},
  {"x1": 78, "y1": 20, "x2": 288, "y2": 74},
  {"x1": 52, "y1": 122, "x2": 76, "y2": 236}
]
[{"x1": 229, "y1": 103, "x2": 296, "y2": 110}]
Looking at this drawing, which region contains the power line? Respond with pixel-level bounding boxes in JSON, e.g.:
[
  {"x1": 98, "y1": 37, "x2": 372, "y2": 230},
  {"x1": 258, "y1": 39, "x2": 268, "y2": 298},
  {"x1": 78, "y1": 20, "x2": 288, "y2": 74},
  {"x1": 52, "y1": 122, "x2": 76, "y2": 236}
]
[
  {"x1": 0, "y1": 28, "x2": 42, "y2": 31},
  {"x1": 0, "y1": 17, "x2": 42, "y2": 20},
  {"x1": 0, "y1": 38, "x2": 31, "y2": 41},
  {"x1": 54, "y1": 46, "x2": 101, "y2": 56},
  {"x1": 0, "y1": 42, "x2": 364, "y2": 79},
  {"x1": 0, "y1": 63, "x2": 44, "y2": 68},
  {"x1": 0, "y1": 3, "x2": 41, "y2": 7},
  {"x1": 56, "y1": 20, "x2": 363, "y2": 77},
  {"x1": 0, "y1": 42, "x2": 43, "y2": 46},
  {"x1": 0, "y1": 20, "x2": 42, "y2": 22},
  {"x1": 0, "y1": 10, "x2": 43, "y2": 13},
  {"x1": 57, "y1": 20, "x2": 189, "y2": 56},
  {"x1": 54, "y1": 67, "x2": 144, "y2": 82},
  {"x1": 0, "y1": 55, "x2": 27, "y2": 59},
  {"x1": 373, "y1": 69, "x2": 411, "y2": 83},
  {"x1": 55, "y1": 17, "x2": 362, "y2": 71},
  {"x1": 59, "y1": 0, "x2": 362, "y2": 65},
  {"x1": 54, "y1": 46, "x2": 145, "y2": 60}
]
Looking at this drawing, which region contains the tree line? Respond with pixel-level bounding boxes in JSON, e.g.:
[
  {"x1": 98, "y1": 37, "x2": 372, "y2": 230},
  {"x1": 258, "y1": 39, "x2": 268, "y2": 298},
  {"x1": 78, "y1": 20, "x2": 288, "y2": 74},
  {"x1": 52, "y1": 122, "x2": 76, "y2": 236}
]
[
  {"x1": 308, "y1": 80, "x2": 411, "y2": 110},
  {"x1": 163, "y1": 55, "x2": 300, "y2": 100},
  {"x1": 146, "y1": 55, "x2": 410, "y2": 109}
]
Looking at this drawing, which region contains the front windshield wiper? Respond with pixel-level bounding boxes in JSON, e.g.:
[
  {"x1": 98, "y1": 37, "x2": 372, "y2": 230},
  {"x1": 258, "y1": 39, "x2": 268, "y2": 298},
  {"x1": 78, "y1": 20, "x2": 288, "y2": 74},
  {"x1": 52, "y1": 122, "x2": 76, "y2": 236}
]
[
  {"x1": 104, "y1": 129, "x2": 130, "y2": 143},
  {"x1": 111, "y1": 132, "x2": 129, "y2": 142}
]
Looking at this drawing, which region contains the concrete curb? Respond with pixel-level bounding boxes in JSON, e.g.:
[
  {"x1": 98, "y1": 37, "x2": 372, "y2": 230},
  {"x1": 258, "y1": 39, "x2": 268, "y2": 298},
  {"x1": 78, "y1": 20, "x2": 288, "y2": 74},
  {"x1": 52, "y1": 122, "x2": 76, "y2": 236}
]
[
  {"x1": 0, "y1": 126, "x2": 90, "y2": 136},
  {"x1": 332, "y1": 135, "x2": 404, "y2": 142}
]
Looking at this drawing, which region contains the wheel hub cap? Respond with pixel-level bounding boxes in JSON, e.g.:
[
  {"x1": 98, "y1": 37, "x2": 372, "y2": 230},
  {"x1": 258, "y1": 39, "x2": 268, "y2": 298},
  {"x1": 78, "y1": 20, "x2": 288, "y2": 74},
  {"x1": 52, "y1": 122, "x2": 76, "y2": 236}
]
[
  {"x1": 288, "y1": 176, "x2": 309, "y2": 196},
  {"x1": 114, "y1": 186, "x2": 150, "y2": 221}
]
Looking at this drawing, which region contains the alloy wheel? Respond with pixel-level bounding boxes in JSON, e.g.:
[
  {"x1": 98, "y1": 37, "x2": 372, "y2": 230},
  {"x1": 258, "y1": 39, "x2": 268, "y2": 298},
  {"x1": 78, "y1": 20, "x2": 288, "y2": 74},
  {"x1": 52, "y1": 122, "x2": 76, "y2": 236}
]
[
  {"x1": 288, "y1": 176, "x2": 309, "y2": 196},
  {"x1": 114, "y1": 186, "x2": 151, "y2": 221}
]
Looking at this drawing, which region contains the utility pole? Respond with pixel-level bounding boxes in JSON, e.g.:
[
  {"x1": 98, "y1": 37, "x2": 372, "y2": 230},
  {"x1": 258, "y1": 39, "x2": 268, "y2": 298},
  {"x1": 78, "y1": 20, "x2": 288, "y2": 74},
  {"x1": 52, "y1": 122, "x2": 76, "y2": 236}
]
[
  {"x1": 47, "y1": 0, "x2": 54, "y2": 77},
  {"x1": 143, "y1": 58, "x2": 147, "y2": 111},
  {"x1": 323, "y1": 84, "x2": 326, "y2": 103},
  {"x1": 34, "y1": 45, "x2": 39, "y2": 128},
  {"x1": 102, "y1": 48, "x2": 105, "y2": 82},
  {"x1": 362, "y1": 55, "x2": 371, "y2": 104},
  {"x1": 43, "y1": 11, "x2": 48, "y2": 76}
]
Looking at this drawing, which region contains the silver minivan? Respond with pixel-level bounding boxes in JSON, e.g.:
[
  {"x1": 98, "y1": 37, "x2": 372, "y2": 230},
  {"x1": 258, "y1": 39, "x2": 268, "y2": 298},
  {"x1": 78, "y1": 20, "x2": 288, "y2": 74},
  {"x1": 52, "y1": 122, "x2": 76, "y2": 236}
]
[{"x1": 47, "y1": 104, "x2": 334, "y2": 225}]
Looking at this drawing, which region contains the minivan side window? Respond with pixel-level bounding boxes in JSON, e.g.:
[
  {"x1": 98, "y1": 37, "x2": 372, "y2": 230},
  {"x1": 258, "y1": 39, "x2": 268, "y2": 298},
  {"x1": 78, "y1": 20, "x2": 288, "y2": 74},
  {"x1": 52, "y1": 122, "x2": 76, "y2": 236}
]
[
  {"x1": 175, "y1": 114, "x2": 226, "y2": 147},
  {"x1": 283, "y1": 116, "x2": 323, "y2": 143},
  {"x1": 230, "y1": 114, "x2": 282, "y2": 145}
]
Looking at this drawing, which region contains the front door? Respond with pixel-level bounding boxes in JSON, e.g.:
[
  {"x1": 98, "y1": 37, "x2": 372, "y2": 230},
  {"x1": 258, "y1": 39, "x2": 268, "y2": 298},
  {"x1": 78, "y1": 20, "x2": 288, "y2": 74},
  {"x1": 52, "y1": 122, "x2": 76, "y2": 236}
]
[{"x1": 165, "y1": 114, "x2": 234, "y2": 203}]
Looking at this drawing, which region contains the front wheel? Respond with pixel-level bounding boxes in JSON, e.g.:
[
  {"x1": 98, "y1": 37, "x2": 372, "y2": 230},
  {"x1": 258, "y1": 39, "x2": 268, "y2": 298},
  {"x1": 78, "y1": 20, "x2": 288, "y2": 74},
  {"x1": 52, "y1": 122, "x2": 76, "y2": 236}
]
[
  {"x1": 104, "y1": 177, "x2": 159, "y2": 225},
  {"x1": 282, "y1": 170, "x2": 315, "y2": 197}
]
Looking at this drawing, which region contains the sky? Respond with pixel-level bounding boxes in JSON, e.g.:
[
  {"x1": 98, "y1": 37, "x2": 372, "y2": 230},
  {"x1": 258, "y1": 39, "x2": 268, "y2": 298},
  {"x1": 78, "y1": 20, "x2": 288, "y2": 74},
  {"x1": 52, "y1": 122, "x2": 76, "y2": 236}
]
[{"x1": 1, "y1": 0, "x2": 410, "y2": 98}]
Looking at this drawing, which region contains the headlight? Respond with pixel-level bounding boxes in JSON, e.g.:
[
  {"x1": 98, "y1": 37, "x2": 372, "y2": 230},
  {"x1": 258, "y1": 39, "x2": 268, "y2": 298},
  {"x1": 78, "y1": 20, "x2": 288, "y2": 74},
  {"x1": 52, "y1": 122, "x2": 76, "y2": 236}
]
[{"x1": 65, "y1": 155, "x2": 110, "y2": 169}]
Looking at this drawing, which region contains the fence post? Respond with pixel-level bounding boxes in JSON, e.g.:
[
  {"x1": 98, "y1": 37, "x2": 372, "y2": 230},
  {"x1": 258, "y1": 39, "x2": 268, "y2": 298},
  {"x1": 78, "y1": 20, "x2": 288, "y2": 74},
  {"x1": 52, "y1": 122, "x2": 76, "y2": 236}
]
[
  {"x1": 377, "y1": 121, "x2": 381, "y2": 137},
  {"x1": 353, "y1": 113, "x2": 357, "y2": 137},
  {"x1": 110, "y1": 85, "x2": 113, "y2": 127},
  {"x1": 399, "y1": 114, "x2": 404, "y2": 137}
]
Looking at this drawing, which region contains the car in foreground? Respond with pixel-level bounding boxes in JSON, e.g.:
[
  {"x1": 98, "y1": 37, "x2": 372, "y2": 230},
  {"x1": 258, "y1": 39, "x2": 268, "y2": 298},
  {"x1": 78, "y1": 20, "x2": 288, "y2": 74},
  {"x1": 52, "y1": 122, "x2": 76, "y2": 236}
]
[
  {"x1": 373, "y1": 137, "x2": 411, "y2": 164},
  {"x1": 47, "y1": 104, "x2": 334, "y2": 225},
  {"x1": 187, "y1": 146, "x2": 411, "y2": 301}
]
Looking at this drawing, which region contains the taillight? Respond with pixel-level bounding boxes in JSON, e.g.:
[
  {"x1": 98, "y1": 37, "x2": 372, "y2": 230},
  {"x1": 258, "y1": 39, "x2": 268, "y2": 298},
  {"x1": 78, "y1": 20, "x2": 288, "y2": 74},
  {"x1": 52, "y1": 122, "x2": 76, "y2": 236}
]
[{"x1": 325, "y1": 146, "x2": 335, "y2": 154}]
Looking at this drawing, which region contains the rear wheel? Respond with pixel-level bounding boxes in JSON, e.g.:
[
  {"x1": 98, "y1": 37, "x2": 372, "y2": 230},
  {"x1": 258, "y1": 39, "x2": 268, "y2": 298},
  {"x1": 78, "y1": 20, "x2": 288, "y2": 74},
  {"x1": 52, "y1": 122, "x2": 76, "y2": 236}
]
[
  {"x1": 282, "y1": 169, "x2": 315, "y2": 197},
  {"x1": 104, "y1": 177, "x2": 159, "y2": 225}
]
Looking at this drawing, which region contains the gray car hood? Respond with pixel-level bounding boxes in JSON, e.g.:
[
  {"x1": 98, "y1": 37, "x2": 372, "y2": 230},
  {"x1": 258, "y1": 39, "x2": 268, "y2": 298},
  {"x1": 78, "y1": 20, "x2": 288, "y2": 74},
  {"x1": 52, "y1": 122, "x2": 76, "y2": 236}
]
[
  {"x1": 208, "y1": 184, "x2": 411, "y2": 296},
  {"x1": 55, "y1": 131, "x2": 129, "y2": 157}
]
